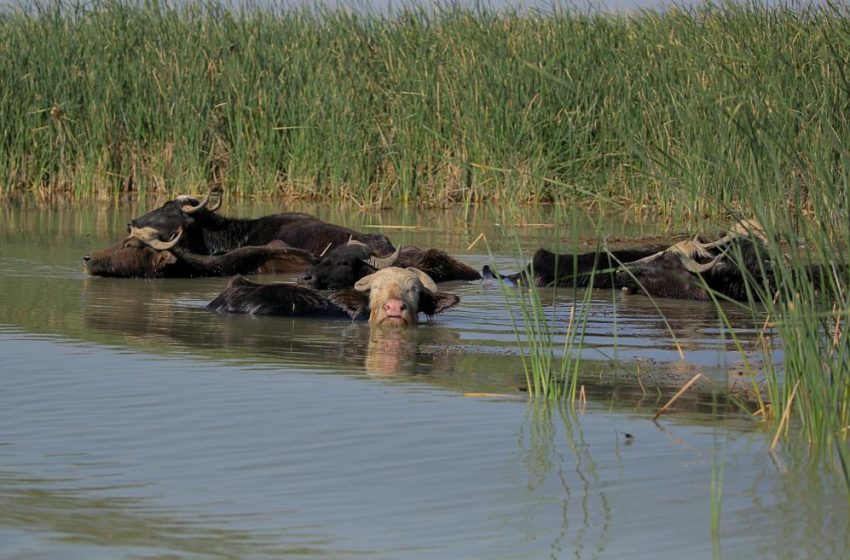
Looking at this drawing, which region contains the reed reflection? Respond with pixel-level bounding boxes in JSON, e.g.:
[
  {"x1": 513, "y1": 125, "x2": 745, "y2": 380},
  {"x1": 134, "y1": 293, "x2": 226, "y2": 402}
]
[
  {"x1": 0, "y1": 470, "x2": 334, "y2": 557},
  {"x1": 515, "y1": 402, "x2": 612, "y2": 558}
]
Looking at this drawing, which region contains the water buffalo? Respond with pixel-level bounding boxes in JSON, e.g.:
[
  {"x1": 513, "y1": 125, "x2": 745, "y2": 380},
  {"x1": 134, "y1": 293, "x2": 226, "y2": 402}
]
[
  {"x1": 616, "y1": 219, "x2": 775, "y2": 300},
  {"x1": 128, "y1": 185, "x2": 394, "y2": 257},
  {"x1": 482, "y1": 245, "x2": 670, "y2": 288},
  {"x1": 208, "y1": 267, "x2": 460, "y2": 327},
  {"x1": 84, "y1": 236, "x2": 316, "y2": 278},
  {"x1": 296, "y1": 240, "x2": 481, "y2": 290}
]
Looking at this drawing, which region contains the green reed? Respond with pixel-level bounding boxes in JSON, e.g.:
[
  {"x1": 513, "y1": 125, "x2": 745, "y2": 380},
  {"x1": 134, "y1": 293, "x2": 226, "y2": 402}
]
[
  {"x1": 500, "y1": 271, "x2": 594, "y2": 401},
  {"x1": 494, "y1": 216, "x2": 613, "y2": 402},
  {"x1": 0, "y1": 1, "x2": 847, "y2": 213}
]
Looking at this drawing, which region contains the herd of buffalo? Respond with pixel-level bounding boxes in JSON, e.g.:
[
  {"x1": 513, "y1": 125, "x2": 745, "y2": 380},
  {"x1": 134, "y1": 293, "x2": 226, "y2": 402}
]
[{"x1": 83, "y1": 186, "x2": 838, "y2": 328}]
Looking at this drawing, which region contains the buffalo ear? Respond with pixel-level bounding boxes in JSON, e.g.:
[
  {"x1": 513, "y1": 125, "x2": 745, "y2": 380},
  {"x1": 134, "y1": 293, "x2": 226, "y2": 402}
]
[
  {"x1": 354, "y1": 273, "x2": 375, "y2": 293},
  {"x1": 153, "y1": 250, "x2": 178, "y2": 270},
  {"x1": 328, "y1": 289, "x2": 370, "y2": 319},
  {"x1": 418, "y1": 291, "x2": 460, "y2": 316}
]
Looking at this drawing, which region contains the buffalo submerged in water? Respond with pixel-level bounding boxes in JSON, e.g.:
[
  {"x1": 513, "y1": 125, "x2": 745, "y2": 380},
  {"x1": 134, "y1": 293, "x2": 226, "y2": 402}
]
[
  {"x1": 208, "y1": 267, "x2": 460, "y2": 328},
  {"x1": 296, "y1": 240, "x2": 481, "y2": 290},
  {"x1": 614, "y1": 219, "x2": 848, "y2": 301},
  {"x1": 84, "y1": 235, "x2": 317, "y2": 278},
  {"x1": 487, "y1": 219, "x2": 847, "y2": 302},
  {"x1": 127, "y1": 184, "x2": 394, "y2": 257},
  {"x1": 482, "y1": 245, "x2": 670, "y2": 288},
  {"x1": 85, "y1": 185, "x2": 402, "y2": 278}
]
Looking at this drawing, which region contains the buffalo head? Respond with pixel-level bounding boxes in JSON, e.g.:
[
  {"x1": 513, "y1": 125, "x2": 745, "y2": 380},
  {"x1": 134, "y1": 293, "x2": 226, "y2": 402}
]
[
  {"x1": 297, "y1": 240, "x2": 401, "y2": 290},
  {"x1": 339, "y1": 267, "x2": 459, "y2": 327},
  {"x1": 615, "y1": 240, "x2": 720, "y2": 300},
  {"x1": 84, "y1": 236, "x2": 179, "y2": 278},
  {"x1": 615, "y1": 219, "x2": 770, "y2": 301},
  {"x1": 128, "y1": 185, "x2": 223, "y2": 242}
]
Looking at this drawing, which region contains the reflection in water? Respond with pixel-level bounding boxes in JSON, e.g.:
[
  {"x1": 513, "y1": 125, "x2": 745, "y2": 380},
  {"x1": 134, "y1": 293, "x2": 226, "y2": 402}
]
[
  {"x1": 516, "y1": 403, "x2": 611, "y2": 558},
  {"x1": 76, "y1": 274, "x2": 776, "y2": 395},
  {"x1": 365, "y1": 328, "x2": 414, "y2": 376},
  {"x1": 0, "y1": 471, "x2": 337, "y2": 557}
]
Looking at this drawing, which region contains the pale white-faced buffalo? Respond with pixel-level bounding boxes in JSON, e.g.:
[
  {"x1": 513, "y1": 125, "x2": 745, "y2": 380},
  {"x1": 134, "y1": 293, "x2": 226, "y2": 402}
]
[
  {"x1": 127, "y1": 185, "x2": 394, "y2": 257},
  {"x1": 296, "y1": 240, "x2": 481, "y2": 290},
  {"x1": 208, "y1": 267, "x2": 460, "y2": 327},
  {"x1": 84, "y1": 236, "x2": 316, "y2": 278},
  {"x1": 482, "y1": 246, "x2": 670, "y2": 288}
]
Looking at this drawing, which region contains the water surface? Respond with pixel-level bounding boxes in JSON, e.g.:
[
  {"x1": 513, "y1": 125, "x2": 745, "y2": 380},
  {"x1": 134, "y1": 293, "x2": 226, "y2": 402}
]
[{"x1": 1, "y1": 201, "x2": 847, "y2": 559}]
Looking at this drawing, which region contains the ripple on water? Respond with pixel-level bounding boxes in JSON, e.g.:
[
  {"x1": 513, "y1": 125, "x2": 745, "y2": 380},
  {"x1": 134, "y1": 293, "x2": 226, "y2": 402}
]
[{"x1": 1, "y1": 204, "x2": 845, "y2": 559}]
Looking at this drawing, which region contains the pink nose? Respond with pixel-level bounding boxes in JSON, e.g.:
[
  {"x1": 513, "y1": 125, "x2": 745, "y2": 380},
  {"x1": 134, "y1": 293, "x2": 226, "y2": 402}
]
[{"x1": 382, "y1": 299, "x2": 407, "y2": 316}]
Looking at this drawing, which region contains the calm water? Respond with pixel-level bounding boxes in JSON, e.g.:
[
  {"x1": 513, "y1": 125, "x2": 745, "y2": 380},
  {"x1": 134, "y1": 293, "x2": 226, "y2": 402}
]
[{"x1": 1, "y1": 201, "x2": 848, "y2": 559}]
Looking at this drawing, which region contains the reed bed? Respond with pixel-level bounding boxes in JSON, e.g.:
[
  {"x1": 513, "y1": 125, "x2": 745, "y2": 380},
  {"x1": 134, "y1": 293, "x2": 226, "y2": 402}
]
[{"x1": 0, "y1": 0, "x2": 847, "y2": 214}]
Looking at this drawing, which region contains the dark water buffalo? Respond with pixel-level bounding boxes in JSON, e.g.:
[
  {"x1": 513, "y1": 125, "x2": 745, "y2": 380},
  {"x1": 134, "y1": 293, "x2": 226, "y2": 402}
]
[
  {"x1": 209, "y1": 267, "x2": 460, "y2": 327},
  {"x1": 610, "y1": 219, "x2": 836, "y2": 301},
  {"x1": 482, "y1": 220, "x2": 816, "y2": 302},
  {"x1": 84, "y1": 237, "x2": 316, "y2": 278},
  {"x1": 296, "y1": 240, "x2": 481, "y2": 290},
  {"x1": 482, "y1": 245, "x2": 669, "y2": 288},
  {"x1": 615, "y1": 238, "x2": 768, "y2": 300},
  {"x1": 128, "y1": 185, "x2": 394, "y2": 257}
]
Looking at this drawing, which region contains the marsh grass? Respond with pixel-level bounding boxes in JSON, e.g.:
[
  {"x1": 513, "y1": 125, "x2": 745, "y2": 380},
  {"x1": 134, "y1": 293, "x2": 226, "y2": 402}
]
[
  {"x1": 745, "y1": 217, "x2": 850, "y2": 482},
  {"x1": 499, "y1": 206, "x2": 850, "y2": 487},
  {"x1": 1, "y1": 0, "x2": 847, "y2": 213},
  {"x1": 500, "y1": 267, "x2": 597, "y2": 401},
  {"x1": 492, "y1": 215, "x2": 628, "y2": 401}
]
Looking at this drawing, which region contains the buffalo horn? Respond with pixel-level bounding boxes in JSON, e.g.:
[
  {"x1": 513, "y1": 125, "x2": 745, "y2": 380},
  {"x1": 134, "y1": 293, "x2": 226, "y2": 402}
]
[
  {"x1": 365, "y1": 246, "x2": 401, "y2": 269},
  {"x1": 679, "y1": 253, "x2": 722, "y2": 275},
  {"x1": 178, "y1": 185, "x2": 223, "y2": 214},
  {"x1": 696, "y1": 233, "x2": 736, "y2": 251},
  {"x1": 696, "y1": 218, "x2": 766, "y2": 251},
  {"x1": 129, "y1": 226, "x2": 183, "y2": 250},
  {"x1": 408, "y1": 267, "x2": 438, "y2": 293}
]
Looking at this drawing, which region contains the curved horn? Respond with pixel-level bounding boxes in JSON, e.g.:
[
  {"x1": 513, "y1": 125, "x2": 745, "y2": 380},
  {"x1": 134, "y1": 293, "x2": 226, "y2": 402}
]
[
  {"x1": 129, "y1": 226, "x2": 183, "y2": 250},
  {"x1": 679, "y1": 253, "x2": 722, "y2": 275},
  {"x1": 365, "y1": 246, "x2": 401, "y2": 269},
  {"x1": 667, "y1": 240, "x2": 713, "y2": 260},
  {"x1": 696, "y1": 232, "x2": 737, "y2": 251},
  {"x1": 206, "y1": 184, "x2": 223, "y2": 212},
  {"x1": 696, "y1": 219, "x2": 766, "y2": 251},
  {"x1": 407, "y1": 267, "x2": 438, "y2": 293},
  {"x1": 178, "y1": 185, "x2": 223, "y2": 214}
]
